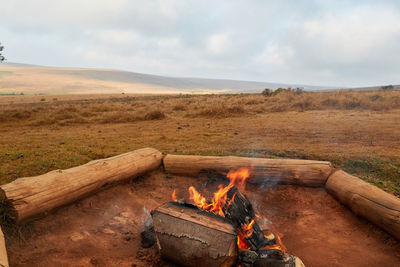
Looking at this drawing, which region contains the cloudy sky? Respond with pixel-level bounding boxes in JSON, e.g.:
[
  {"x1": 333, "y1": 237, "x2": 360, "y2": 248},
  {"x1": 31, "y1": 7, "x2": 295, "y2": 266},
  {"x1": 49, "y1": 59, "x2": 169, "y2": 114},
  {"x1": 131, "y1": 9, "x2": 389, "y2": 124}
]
[{"x1": 1, "y1": 0, "x2": 400, "y2": 87}]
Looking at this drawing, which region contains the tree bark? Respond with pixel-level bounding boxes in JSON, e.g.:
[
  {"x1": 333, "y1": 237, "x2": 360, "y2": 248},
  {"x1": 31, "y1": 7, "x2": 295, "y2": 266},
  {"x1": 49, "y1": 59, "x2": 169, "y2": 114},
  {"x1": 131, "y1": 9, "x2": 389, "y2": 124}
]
[
  {"x1": 164, "y1": 154, "x2": 333, "y2": 187},
  {"x1": 326, "y1": 170, "x2": 400, "y2": 240},
  {"x1": 0, "y1": 226, "x2": 8, "y2": 267},
  {"x1": 0, "y1": 148, "x2": 163, "y2": 223}
]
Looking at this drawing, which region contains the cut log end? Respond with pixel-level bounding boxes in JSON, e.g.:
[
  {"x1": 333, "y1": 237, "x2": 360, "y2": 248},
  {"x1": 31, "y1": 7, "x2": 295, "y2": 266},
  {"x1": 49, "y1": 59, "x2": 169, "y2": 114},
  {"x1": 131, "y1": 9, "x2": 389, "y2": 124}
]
[
  {"x1": 152, "y1": 202, "x2": 237, "y2": 267},
  {"x1": 0, "y1": 226, "x2": 9, "y2": 267},
  {"x1": 0, "y1": 191, "x2": 18, "y2": 224}
]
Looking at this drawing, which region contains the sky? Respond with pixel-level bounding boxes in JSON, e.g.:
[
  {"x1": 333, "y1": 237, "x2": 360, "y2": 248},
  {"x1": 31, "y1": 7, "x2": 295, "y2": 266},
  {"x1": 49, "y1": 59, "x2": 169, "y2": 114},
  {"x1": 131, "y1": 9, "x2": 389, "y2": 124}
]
[{"x1": 1, "y1": 0, "x2": 400, "y2": 87}]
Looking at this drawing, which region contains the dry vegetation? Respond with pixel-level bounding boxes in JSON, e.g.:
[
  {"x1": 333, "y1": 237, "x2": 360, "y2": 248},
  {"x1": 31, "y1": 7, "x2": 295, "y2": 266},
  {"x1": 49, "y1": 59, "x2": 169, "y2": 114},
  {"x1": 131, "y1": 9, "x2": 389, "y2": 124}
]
[{"x1": 0, "y1": 90, "x2": 399, "y2": 195}]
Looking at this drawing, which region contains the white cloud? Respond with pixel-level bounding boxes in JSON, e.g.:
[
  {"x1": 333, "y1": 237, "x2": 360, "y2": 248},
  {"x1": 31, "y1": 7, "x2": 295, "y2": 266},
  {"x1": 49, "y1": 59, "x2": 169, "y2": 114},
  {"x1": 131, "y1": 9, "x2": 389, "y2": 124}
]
[
  {"x1": 254, "y1": 43, "x2": 294, "y2": 66},
  {"x1": 1, "y1": 0, "x2": 400, "y2": 86},
  {"x1": 206, "y1": 33, "x2": 231, "y2": 55},
  {"x1": 298, "y1": 5, "x2": 400, "y2": 64}
]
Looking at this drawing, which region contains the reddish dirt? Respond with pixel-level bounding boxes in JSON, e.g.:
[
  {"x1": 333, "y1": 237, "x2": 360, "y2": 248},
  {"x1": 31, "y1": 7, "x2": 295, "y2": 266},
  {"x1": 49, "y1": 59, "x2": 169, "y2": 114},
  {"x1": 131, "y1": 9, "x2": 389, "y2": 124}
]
[{"x1": 6, "y1": 170, "x2": 400, "y2": 267}]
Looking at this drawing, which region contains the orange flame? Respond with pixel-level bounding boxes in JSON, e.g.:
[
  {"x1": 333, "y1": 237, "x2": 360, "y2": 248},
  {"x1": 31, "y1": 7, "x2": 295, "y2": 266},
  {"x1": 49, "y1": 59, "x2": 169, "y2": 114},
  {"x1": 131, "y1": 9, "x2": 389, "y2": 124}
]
[
  {"x1": 242, "y1": 219, "x2": 255, "y2": 238},
  {"x1": 260, "y1": 231, "x2": 287, "y2": 252},
  {"x1": 186, "y1": 167, "x2": 251, "y2": 217},
  {"x1": 227, "y1": 167, "x2": 251, "y2": 190},
  {"x1": 170, "y1": 167, "x2": 286, "y2": 253},
  {"x1": 171, "y1": 190, "x2": 177, "y2": 202},
  {"x1": 236, "y1": 229, "x2": 250, "y2": 249}
]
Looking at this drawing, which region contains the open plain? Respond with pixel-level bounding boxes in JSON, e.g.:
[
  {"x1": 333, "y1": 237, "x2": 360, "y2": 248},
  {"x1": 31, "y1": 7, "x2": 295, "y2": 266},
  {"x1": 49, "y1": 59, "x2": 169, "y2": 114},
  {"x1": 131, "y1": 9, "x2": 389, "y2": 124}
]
[{"x1": 1, "y1": 90, "x2": 399, "y2": 196}]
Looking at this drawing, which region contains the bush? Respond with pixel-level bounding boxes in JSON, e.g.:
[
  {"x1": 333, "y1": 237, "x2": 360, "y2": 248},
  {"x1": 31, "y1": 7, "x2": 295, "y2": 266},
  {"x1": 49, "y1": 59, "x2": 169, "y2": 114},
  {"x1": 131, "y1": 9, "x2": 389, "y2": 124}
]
[
  {"x1": 381, "y1": 85, "x2": 394, "y2": 91},
  {"x1": 144, "y1": 110, "x2": 166, "y2": 120},
  {"x1": 173, "y1": 104, "x2": 186, "y2": 111},
  {"x1": 273, "y1": 88, "x2": 288, "y2": 96},
  {"x1": 261, "y1": 88, "x2": 273, "y2": 96}
]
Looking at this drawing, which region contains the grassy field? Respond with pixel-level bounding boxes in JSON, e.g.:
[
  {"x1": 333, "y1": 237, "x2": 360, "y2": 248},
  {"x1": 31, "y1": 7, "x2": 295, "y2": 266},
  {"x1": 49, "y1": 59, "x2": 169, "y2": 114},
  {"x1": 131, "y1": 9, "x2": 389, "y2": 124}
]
[{"x1": 0, "y1": 90, "x2": 399, "y2": 195}]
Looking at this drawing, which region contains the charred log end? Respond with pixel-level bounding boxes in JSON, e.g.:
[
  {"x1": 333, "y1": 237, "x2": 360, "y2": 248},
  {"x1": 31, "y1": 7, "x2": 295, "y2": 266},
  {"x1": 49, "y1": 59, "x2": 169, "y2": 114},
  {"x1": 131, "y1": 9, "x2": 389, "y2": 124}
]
[
  {"x1": 256, "y1": 250, "x2": 305, "y2": 267},
  {"x1": 140, "y1": 226, "x2": 156, "y2": 248},
  {"x1": 0, "y1": 189, "x2": 18, "y2": 226},
  {"x1": 239, "y1": 248, "x2": 305, "y2": 267},
  {"x1": 152, "y1": 202, "x2": 237, "y2": 267},
  {"x1": 224, "y1": 187, "x2": 266, "y2": 250}
]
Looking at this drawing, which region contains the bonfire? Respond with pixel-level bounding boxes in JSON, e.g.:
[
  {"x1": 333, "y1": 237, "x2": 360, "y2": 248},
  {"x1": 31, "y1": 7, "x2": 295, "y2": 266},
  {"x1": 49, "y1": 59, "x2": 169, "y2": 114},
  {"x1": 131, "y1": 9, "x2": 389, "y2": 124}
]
[{"x1": 151, "y1": 167, "x2": 305, "y2": 267}]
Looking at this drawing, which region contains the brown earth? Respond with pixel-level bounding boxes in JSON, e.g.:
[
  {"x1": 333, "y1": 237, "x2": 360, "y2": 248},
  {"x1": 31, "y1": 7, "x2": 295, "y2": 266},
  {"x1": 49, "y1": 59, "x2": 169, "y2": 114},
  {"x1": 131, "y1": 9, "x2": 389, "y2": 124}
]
[{"x1": 5, "y1": 170, "x2": 400, "y2": 267}]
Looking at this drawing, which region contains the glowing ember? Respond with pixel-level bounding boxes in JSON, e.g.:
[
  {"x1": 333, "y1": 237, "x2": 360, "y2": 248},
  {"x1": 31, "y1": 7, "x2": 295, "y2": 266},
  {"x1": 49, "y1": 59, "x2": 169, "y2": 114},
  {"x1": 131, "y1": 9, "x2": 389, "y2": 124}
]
[
  {"x1": 242, "y1": 219, "x2": 255, "y2": 238},
  {"x1": 235, "y1": 218, "x2": 256, "y2": 249},
  {"x1": 236, "y1": 229, "x2": 250, "y2": 249},
  {"x1": 260, "y1": 231, "x2": 287, "y2": 252}
]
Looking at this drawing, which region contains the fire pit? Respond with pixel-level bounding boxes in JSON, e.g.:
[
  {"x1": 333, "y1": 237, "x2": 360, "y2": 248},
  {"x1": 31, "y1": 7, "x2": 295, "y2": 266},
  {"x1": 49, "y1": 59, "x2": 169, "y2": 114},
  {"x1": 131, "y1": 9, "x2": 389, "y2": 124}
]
[
  {"x1": 0, "y1": 148, "x2": 399, "y2": 266},
  {"x1": 151, "y1": 168, "x2": 304, "y2": 267}
]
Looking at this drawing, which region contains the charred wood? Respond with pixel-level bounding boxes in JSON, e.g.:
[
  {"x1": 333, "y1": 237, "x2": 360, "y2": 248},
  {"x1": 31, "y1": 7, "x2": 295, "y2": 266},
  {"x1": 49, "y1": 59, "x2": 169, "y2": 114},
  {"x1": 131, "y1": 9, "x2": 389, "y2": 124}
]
[{"x1": 223, "y1": 187, "x2": 267, "y2": 250}]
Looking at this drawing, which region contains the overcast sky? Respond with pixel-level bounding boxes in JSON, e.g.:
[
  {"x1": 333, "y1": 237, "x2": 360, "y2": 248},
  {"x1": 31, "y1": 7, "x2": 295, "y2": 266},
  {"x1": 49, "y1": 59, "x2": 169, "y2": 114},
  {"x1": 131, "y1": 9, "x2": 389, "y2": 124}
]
[{"x1": 1, "y1": 0, "x2": 400, "y2": 87}]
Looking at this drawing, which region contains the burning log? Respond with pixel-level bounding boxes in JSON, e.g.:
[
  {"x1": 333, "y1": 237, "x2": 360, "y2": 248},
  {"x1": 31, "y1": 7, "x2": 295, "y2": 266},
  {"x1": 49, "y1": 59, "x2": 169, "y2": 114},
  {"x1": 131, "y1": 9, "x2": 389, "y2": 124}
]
[
  {"x1": 326, "y1": 170, "x2": 400, "y2": 240},
  {"x1": 151, "y1": 202, "x2": 238, "y2": 267},
  {"x1": 223, "y1": 188, "x2": 268, "y2": 250},
  {"x1": 164, "y1": 154, "x2": 333, "y2": 187},
  {"x1": 255, "y1": 249, "x2": 304, "y2": 267},
  {"x1": 0, "y1": 148, "x2": 163, "y2": 223},
  {"x1": 153, "y1": 167, "x2": 305, "y2": 266},
  {"x1": 239, "y1": 249, "x2": 304, "y2": 267}
]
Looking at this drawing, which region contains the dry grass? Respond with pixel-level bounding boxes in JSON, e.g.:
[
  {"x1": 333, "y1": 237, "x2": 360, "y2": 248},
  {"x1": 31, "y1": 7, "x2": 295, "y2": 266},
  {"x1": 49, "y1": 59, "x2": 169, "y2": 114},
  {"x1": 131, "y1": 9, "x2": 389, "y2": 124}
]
[
  {"x1": 1, "y1": 90, "x2": 399, "y2": 126},
  {"x1": 0, "y1": 90, "x2": 399, "y2": 195}
]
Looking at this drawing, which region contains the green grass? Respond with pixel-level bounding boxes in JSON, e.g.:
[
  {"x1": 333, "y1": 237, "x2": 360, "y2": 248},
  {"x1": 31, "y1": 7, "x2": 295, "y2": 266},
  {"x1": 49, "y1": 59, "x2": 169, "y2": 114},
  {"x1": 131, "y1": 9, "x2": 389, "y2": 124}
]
[
  {"x1": 341, "y1": 158, "x2": 400, "y2": 195},
  {"x1": 0, "y1": 70, "x2": 13, "y2": 78}
]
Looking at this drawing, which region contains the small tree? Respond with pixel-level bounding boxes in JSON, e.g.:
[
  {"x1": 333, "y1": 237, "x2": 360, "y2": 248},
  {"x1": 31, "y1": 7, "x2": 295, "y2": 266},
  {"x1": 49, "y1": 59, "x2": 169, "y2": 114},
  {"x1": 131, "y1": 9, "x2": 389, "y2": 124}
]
[
  {"x1": 294, "y1": 87, "x2": 304, "y2": 94},
  {"x1": 273, "y1": 88, "x2": 287, "y2": 95},
  {"x1": 381, "y1": 85, "x2": 394, "y2": 91},
  {"x1": 261, "y1": 88, "x2": 273, "y2": 96},
  {"x1": 0, "y1": 43, "x2": 5, "y2": 62}
]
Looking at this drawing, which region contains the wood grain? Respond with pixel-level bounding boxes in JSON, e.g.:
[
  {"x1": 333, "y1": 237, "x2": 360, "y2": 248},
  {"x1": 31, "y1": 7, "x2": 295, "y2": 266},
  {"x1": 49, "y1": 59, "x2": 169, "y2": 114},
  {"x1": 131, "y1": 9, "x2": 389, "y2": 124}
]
[
  {"x1": 164, "y1": 154, "x2": 333, "y2": 187},
  {"x1": 326, "y1": 170, "x2": 400, "y2": 240},
  {"x1": 0, "y1": 148, "x2": 163, "y2": 223}
]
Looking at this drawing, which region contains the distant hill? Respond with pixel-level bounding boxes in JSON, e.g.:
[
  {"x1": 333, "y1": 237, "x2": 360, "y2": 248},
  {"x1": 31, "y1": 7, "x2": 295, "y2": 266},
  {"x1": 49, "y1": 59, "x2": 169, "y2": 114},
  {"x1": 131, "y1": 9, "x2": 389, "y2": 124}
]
[
  {"x1": 341, "y1": 84, "x2": 400, "y2": 91},
  {"x1": 0, "y1": 62, "x2": 333, "y2": 95}
]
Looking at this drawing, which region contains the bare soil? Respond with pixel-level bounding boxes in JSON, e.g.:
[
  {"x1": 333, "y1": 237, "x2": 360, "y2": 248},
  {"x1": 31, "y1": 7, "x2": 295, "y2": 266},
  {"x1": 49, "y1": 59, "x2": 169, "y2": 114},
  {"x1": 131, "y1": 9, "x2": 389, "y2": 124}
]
[{"x1": 5, "y1": 170, "x2": 400, "y2": 267}]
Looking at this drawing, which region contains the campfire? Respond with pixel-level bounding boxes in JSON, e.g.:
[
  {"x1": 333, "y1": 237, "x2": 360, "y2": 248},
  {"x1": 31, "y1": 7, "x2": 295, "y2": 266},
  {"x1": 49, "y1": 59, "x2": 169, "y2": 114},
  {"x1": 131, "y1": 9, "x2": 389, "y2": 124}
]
[{"x1": 150, "y1": 168, "x2": 305, "y2": 267}]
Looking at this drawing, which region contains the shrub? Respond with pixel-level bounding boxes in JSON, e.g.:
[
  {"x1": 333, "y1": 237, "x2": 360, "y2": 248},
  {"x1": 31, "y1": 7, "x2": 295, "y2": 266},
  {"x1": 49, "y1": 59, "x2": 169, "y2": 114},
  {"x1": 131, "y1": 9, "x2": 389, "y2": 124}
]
[
  {"x1": 381, "y1": 85, "x2": 394, "y2": 91},
  {"x1": 321, "y1": 98, "x2": 339, "y2": 107},
  {"x1": 273, "y1": 88, "x2": 287, "y2": 96},
  {"x1": 144, "y1": 110, "x2": 166, "y2": 120},
  {"x1": 173, "y1": 104, "x2": 186, "y2": 111},
  {"x1": 261, "y1": 88, "x2": 273, "y2": 96}
]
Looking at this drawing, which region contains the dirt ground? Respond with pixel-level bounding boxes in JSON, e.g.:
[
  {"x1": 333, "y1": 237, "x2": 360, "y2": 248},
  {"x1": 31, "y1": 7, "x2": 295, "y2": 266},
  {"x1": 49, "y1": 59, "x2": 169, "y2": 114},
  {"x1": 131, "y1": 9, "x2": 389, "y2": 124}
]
[{"x1": 5, "y1": 170, "x2": 400, "y2": 267}]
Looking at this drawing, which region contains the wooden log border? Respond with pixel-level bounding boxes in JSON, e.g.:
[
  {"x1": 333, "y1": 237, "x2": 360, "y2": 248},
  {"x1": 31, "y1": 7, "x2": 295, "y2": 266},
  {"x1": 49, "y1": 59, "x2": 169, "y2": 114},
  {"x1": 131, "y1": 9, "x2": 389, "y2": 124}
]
[
  {"x1": 326, "y1": 170, "x2": 400, "y2": 240},
  {"x1": 163, "y1": 154, "x2": 400, "y2": 240},
  {"x1": 0, "y1": 147, "x2": 163, "y2": 223},
  {"x1": 0, "y1": 151, "x2": 399, "y2": 263},
  {"x1": 163, "y1": 154, "x2": 334, "y2": 187}
]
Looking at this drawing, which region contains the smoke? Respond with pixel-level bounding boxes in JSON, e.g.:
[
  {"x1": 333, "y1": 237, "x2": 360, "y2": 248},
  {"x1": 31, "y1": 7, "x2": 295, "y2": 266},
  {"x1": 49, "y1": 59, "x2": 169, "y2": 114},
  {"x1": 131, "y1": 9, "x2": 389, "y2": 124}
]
[{"x1": 141, "y1": 206, "x2": 153, "y2": 230}]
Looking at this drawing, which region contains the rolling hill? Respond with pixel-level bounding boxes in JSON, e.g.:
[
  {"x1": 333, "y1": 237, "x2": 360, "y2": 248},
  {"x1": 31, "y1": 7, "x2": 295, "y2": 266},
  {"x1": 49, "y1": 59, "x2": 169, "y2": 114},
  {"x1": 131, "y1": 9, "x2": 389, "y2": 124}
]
[{"x1": 0, "y1": 62, "x2": 333, "y2": 95}]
